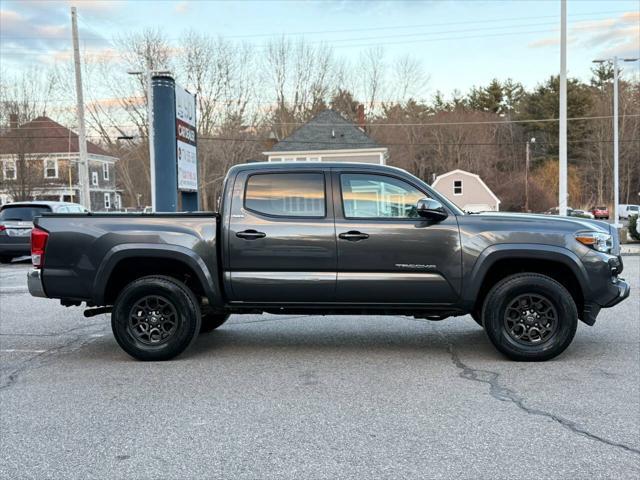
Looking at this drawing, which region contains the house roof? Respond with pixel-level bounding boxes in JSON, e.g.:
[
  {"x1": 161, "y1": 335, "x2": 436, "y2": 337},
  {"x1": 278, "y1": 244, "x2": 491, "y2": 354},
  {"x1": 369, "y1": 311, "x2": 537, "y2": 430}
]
[
  {"x1": 432, "y1": 169, "x2": 501, "y2": 205},
  {"x1": 267, "y1": 110, "x2": 382, "y2": 153},
  {"x1": 0, "y1": 116, "x2": 113, "y2": 157}
]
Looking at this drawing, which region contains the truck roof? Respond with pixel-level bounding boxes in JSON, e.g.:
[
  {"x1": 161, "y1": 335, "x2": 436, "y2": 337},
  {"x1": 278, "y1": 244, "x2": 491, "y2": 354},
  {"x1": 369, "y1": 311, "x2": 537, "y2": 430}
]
[{"x1": 231, "y1": 161, "x2": 405, "y2": 174}]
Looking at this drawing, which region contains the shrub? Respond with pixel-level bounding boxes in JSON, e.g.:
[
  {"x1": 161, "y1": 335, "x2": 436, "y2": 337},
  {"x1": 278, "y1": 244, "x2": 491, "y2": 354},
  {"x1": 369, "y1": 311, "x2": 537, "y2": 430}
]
[{"x1": 629, "y1": 215, "x2": 639, "y2": 242}]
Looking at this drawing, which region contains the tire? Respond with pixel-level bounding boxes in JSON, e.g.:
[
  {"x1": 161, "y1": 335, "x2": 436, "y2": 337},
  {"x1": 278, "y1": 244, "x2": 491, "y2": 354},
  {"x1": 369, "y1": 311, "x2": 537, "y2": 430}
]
[
  {"x1": 481, "y1": 273, "x2": 577, "y2": 361},
  {"x1": 111, "y1": 275, "x2": 201, "y2": 361},
  {"x1": 200, "y1": 310, "x2": 230, "y2": 333},
  {"x1": 0, "y1": 256, "x2": 13, "y2": 264}
]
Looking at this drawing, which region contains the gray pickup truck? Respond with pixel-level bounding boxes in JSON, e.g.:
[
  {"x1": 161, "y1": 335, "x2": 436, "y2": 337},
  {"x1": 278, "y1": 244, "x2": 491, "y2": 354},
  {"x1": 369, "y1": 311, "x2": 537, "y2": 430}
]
[{"x1": 28, "y1": 162, "x2": 630, "y2": 361}]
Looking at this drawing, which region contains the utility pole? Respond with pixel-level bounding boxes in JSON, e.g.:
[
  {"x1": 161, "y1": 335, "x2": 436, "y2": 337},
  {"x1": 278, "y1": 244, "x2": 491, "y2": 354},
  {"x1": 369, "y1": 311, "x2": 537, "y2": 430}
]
[
  {"x1": 146, "y1": 59, "x2": 156, "y2": 212},
  {"x1": 592, "y1": 56, "x2": 638, "y2": 228},
  {"x1": 612, "y1": 56, "x2": 620, "y2": 228},
  {"x1": 558, "y1": 0, "x2": 568, "y2": 216},
  {"x1": 525, "y1": 137, "x2": 535, "y2": 213},
  {"x1": 70, "y1": 7, "x2": 91, "y2": 210}
]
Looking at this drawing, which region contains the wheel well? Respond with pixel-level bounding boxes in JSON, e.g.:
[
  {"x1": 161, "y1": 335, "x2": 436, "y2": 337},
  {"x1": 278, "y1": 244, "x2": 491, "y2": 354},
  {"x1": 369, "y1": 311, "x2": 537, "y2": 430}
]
[
  {"x1": 474, "y1": 258, "x2": 584, "y2": 315},
  {"x1": 104, "y1": 257, "x2": 205, "y2": 304}
]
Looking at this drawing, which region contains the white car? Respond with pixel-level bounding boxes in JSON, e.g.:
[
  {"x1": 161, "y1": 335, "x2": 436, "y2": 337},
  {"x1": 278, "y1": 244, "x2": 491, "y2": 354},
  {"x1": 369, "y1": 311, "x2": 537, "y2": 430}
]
[{"x1": 619, "y1": 204, "x2": 639, "y2": 220}]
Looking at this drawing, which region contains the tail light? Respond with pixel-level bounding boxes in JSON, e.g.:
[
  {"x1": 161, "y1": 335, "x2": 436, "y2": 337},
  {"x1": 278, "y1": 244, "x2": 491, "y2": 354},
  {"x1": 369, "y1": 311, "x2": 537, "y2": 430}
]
[
  {"x1": 31, "y1": 227, "x2": 49, "y2": 268},
  {"x1": 0, "y1": 225, "x2": 5, "y2": 232}
]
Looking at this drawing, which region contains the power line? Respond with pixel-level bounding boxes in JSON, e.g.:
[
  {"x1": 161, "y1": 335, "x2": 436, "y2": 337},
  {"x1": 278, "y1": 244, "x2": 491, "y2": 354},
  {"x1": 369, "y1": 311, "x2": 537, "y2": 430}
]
[
  {"x1": 3, "y1": 113, "x2": 639, "y2": 132},
  {"x1": 2, "y1": 9, "x2": 630, "y2": 41}
]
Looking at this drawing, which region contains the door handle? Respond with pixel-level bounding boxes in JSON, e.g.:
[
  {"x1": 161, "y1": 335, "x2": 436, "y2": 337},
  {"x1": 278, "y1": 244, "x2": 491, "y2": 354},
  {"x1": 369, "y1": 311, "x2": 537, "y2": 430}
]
[
  {"x1": 236, "y1": 229, "x2": 266, "y2": 240},
  {"x1": 338, "y1": 231, "x2": 369, "y2": 241}
]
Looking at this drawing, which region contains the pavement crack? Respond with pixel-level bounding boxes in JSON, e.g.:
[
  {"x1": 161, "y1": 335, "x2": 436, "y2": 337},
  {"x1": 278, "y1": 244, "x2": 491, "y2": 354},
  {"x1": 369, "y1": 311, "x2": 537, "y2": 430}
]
[
  {"x1": 438, "y1": 330, "x2": 640, "y2": 456},
  {"x1": 0, "y1": 323, "x2": 109, "y2": 391}
]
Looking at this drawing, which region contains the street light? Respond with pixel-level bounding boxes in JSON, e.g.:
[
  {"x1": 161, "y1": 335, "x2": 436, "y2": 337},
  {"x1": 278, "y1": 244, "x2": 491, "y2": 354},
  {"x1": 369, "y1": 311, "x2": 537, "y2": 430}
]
[
  {"x1": 592, "y1": 56, "x2": 639, "y2": 228},
  {"x1": 525, "y1": 137, "x2": 535, "y2": 213},
  {"x1": 127, "y1": 67, "x2": 173, "y2": 213}
]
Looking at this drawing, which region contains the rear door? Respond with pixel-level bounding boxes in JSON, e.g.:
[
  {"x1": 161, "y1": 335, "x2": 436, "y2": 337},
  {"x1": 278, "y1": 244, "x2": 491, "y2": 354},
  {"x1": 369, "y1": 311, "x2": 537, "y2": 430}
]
[
  {"x1": 226, "y1": 168, "x2": 336, "y2": 303},
  {"x1": 333, "y1": 170, "x2": 462, "y2": 305}
]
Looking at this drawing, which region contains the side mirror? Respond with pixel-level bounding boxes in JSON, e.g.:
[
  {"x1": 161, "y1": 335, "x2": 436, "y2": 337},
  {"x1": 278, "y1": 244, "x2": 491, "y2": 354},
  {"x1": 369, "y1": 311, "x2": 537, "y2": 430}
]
[{"x1": 416, "y1": 198, "x2": 448, "y2": 221}]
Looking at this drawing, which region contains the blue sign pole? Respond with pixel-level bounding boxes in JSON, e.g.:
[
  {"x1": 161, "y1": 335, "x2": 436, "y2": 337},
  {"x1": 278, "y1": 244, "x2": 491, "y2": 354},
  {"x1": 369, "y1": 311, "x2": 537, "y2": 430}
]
[{"x1": 152, "y1": 75, "x2": 178, "y2": 212}]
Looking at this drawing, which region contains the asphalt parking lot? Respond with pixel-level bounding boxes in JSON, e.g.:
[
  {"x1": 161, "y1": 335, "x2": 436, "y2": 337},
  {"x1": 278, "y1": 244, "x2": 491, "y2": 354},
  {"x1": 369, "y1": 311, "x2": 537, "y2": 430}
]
[{"x1": 1, "y1": 258, "x2": 639, "y2": 479}]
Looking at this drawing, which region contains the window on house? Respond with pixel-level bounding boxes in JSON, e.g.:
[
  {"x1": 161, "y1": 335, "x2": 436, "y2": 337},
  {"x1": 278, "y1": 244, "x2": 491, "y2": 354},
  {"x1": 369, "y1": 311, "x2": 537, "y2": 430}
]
[
  {"x1": 307, "y1": 157, "x2": 320, "y2": 162},
  {"x1": 115, "y1": 194, "x2": 121, "y2": 210},
  {"x1": 104, "y1": 193, "x2": 111, "y2": 209},
  {"x1": 340, "y1": 173, "x2": 425, "y2": 219},
  {"x1": 245, "y1": 173, "x2": 325, "y2": 217},
  {"x1": 3, "y1": 160, "x2": 16, "y2": 180},
  {"x1": 102, "y1": 163, "x2": 109, "y2": 180},
  {"x1": 270, "y1": 158, "x2": 283, "y2": 162},
  {"x1": 44, "y1": 159, "x2": 58, "y2": 179},
  {"x1": 92, "y1": 172, "x2": 99, "y2": 186},
  {"x1": 453, "y1": 180, "x2": 463, "y2": 195}
]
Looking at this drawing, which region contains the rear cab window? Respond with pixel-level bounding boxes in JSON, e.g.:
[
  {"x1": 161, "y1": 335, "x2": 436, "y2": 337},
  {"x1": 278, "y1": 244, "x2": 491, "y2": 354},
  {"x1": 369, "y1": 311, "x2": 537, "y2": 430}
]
[
  {"x1": 0, "y1": 205, "x2": 52, "y2": 222},
  {"x1": 244, "y1": 172, "x2": 326, "y2": 218}
]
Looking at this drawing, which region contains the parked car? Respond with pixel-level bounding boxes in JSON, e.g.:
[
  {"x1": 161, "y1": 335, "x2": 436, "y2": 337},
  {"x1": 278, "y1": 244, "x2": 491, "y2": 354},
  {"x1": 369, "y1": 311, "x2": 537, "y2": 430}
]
[
  {"x1": 28, "y1": 162, "x2": 629, "y2": 362},
  {"x1": 619, "y1": 204, "x2": 639, "y2": 220},
  {"x1": 590, "y1": 206, "x2": 609, "y2": 220},
  {"x1": 571, "y1": 209, "x2": 595, "y2": 219},
  {"x1": 0, "y1": 201, "x2": 86, "y2": 263},
  {"x1": 545, "y1": 207, "x2": 594, "y2": 219}
]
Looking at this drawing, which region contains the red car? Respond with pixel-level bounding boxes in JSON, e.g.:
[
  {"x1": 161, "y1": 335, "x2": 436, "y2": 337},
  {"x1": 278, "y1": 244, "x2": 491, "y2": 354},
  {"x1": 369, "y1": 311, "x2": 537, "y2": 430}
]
[{"x1": 590, "y1": 206, "x2": 609, "y2": 220}]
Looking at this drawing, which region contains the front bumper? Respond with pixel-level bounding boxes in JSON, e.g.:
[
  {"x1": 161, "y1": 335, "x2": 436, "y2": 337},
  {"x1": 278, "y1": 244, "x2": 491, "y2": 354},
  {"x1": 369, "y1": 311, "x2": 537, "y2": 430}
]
[
  {"x1": 27, "y1": 269, "x2": 47, "y2": 298},
  {"x1": 603, "y1": 279, "x2": 630, "y2": 308}
]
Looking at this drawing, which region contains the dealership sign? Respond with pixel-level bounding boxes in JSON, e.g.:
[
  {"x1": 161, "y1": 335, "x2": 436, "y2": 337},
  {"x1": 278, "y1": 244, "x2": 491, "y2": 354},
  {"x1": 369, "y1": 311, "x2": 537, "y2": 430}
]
[{"x1": 175, "y1": 85, "x2": 198, "y2": 192}]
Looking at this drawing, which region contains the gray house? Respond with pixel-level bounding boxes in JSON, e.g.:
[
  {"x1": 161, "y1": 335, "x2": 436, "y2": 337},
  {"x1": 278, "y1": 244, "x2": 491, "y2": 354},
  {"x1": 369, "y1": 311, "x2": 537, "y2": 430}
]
[{"x1": 263, "y1": 110, "x2": 387, "y2": 164}]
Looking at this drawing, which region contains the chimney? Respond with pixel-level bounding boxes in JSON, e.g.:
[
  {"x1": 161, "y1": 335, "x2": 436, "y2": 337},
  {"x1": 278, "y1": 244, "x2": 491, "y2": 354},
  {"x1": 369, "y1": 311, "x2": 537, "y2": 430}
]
[
  {"x1": 9, "y1": 114, "x2": 18, "y2": 129},
  {"x1": 263, "y1": 131, "x2": 278, "y2": 151},
  {"x1": 357, "y1": 104, "x2": 365, "y2": 132}
]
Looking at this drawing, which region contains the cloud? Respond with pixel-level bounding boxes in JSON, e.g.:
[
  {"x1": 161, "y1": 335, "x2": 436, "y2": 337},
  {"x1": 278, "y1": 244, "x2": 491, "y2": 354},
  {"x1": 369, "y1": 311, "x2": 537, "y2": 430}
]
[
  {"x1": 528, "y1": 11, "x2": 640, "y2": 57},
  {"x1": 175, "y1": 1, "x2": 189, "y2": 14},
  {"x1": 0, "y1": 0, "x2": 118, "y2": 59}
]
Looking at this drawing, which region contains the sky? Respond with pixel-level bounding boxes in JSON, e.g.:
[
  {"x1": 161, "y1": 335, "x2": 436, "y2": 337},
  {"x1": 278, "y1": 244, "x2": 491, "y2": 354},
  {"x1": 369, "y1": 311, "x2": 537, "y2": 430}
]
[{"x1": 1, "y1": 0, "x2": 639, "y2": 102}]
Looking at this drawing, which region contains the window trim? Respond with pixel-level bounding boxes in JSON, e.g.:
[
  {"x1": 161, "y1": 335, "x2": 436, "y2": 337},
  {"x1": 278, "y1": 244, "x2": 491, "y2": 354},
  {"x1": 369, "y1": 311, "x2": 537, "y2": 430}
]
[
  {"x1": 3, "y1": 160, "x2": 17, "y2": 180},
  {"x1": 44, "y1": 158, "x2": 59, "y2": 179},
  {"x1": 102, "y1": 163, "x2": 109, "y2": 181},
  {"x1": 338, "y1": 171, "x2": 431, "y2": 221},
  {"x1": 453, "y1": 179, "x2": 463, "y2": 196},
  {"x1": 243, "y1": 171, "x2": 328, "y2": 219},
  {"x1": 92, "y1": 171, "x2": 99, "y2": 186}
]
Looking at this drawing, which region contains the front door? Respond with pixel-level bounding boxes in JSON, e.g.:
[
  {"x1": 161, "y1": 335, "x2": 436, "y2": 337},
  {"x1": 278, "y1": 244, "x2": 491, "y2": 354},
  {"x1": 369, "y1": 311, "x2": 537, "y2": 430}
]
[
  {"x1": 227, "y1": 169, "x2": 336, "y2": 303},
  {"x1": 333, "y1": 170, "x2": 462, "y2": 305}
]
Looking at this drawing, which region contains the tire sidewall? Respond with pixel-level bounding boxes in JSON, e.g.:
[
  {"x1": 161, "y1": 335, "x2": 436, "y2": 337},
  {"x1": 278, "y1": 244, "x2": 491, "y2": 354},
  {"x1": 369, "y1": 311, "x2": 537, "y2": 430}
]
[
  {"x1": 112, "y1": 277, "x2": 200, "y2": 361},
  {"x1": 483, "y1": 275, "x2": 577, "y2": 361}
]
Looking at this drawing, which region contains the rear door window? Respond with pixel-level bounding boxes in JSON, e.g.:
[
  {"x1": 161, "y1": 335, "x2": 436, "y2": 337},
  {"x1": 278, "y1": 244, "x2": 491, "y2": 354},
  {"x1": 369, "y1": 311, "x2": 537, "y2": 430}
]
[
  {"x1": 0, "y1": 205, "x2": 52, "y2": 222},
  {"x1": 244, "y1": 173, "x2": 326, "y2": 217}
]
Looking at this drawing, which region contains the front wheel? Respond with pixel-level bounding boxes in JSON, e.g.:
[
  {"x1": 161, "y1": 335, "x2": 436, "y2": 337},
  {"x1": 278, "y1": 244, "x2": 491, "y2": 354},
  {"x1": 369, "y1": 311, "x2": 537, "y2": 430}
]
[
  {"x1": 111, "y1": 275, "x2": 201, "y2": 361},
  {"x1": 482, "y1": 273, "x2": 577, "y2": 361}
]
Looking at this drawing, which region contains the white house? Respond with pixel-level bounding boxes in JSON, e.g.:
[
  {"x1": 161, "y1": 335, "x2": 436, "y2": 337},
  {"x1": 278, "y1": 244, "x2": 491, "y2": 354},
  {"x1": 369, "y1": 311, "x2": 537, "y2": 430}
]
[
  {"x1": 432, "y1": 169, "x2": 500, "y2": 212},
  {"x1": 262, "y1": 109, "x2": 387, "y2": 164}
]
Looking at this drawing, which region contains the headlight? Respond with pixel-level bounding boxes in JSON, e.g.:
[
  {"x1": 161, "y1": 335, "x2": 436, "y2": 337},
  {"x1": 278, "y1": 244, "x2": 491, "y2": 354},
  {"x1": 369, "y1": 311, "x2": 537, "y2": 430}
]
[{"x1": 575, "y1": 231, "x2": 613, "y2": 253}]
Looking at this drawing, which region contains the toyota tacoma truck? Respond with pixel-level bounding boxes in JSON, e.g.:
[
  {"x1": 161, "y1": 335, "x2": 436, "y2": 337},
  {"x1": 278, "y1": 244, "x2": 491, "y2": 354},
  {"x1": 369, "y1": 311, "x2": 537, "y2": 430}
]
[{"x1": 27, "y1": 162, "x2": 630, "y2": 361}]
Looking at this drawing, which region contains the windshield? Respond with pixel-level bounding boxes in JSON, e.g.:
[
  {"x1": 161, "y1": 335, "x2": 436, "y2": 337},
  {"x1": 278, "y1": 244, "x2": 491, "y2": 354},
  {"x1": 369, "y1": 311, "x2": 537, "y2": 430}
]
[{"x1": 0, "y1": 205, "x2": 52, "y2": 222}]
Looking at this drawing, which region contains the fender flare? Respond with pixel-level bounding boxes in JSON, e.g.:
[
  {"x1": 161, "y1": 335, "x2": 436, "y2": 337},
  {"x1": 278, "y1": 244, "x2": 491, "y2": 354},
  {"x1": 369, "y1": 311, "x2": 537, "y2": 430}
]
[
  {"x1": 462, "y1": 244, "x2": 589, "y2": 308},
  {"x1": 92, "y1": 243, "x2": 223, "y2": 307}
]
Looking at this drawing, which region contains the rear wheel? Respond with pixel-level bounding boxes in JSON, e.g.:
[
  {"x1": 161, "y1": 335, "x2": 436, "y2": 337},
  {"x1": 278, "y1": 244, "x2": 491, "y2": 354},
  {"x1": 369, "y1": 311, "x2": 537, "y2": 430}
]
[
  {"x1": 482, "y1": 273, "x2": 577, "y2": 361},
  {"x1": 111, "y1": 275, "x2": 201, "y2": 361}
]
